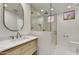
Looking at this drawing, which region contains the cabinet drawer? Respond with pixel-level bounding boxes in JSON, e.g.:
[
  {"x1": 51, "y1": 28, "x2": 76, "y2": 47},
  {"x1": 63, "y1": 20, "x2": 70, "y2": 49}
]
[
  {"x1": 20, "y1": 40, "x2": 37, "y2": 55},
  {"x1": 27, "y1": 39, "x2": 37, "y2": 48},
  {"x1": 23, "y1": 46, "x2": 37, "y2": 55}
]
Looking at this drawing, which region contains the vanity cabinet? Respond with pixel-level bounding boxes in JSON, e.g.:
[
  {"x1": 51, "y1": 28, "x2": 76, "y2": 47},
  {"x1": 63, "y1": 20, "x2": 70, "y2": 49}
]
[{"x1": 0, "y1": 39, "x2": 37, "y2": 55}]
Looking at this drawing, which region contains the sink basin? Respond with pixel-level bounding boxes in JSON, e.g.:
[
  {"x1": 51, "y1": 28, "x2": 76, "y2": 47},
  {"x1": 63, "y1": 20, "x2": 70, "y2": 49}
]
[
  {"x1": 9, "y1": 36, "x2": 30, "y2": 42},
  {"x1": 22, "y1": 37, "x2": 30, "y2": 39}
]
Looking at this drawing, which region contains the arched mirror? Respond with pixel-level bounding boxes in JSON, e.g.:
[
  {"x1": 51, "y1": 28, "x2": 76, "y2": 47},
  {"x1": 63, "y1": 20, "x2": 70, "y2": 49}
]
[{"x1": 3, "y1": 3, "x2": 24, "y2": 32}]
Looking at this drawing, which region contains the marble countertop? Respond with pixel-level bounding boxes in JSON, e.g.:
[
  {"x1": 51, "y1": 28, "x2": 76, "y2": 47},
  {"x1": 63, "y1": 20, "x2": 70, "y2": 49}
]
[{"x1": 0, "y1": 36, "x2": 37, "y2": 52}]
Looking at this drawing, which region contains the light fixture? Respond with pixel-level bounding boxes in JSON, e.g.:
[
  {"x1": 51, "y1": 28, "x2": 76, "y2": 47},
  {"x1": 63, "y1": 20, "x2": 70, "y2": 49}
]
[
  {"x1": 51, "y1": 8, "x2": 54, "y2": 11},
  {"x1": 41, "y1": 9, "x2": 44, "y2": 12},
  {"x1": 4, "y1": 4, "x2": 8, "y2": 7},
  {"x1": 67, "y1": 5, "x2": 72, "y2": 9}
]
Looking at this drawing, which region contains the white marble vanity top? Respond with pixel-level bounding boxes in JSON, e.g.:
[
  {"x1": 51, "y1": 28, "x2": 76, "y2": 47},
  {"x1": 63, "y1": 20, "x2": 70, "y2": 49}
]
[{"x1": 0, "y1": 36, "x2": 37, "y2": 52}]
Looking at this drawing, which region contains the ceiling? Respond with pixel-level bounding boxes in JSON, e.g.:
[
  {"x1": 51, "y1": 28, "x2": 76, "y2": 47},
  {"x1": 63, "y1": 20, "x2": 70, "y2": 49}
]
[
  {"x1": 51, "y1": 3, "x2": 78, "y2": 14},
  {"x1": 31, "y1": 3, "x2": 50, "y2": 16},
  {"x1": 31, "y1": 3, "x2": 79, "y2": 16}
]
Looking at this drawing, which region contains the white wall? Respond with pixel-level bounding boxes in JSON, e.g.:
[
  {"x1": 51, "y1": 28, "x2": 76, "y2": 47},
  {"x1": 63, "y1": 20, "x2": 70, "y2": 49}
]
[
  {"x1": 57, "y1": 8, "x2": 79, "y2": 46},
  {"x1": 20, "y1": 3, "x2": 31, "y2": 34},
  {"x1": 0, "y1": 3, "x2": 31, "y2": 40}
]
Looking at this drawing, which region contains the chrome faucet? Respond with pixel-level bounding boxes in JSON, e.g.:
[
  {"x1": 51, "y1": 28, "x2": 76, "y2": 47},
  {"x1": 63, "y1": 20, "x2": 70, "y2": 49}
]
[{"x1": 16, "y1": 32, "x2": 22, "y2": 39}]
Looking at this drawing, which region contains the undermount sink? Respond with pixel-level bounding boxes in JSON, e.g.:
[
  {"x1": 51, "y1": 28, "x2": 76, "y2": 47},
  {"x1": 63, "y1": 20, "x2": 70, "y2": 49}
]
[
  {"x1": 0, "y1": 37, "x2": 29, "y2": 49},
  {"x1": 0, "y1": 36, "x2": 32, "y2": 47},
  {"x1": 22, "y1": 36, "x2": 30, "y2": 39},
  {"x1": 9, "y1": 36, "x2": 31, "y2": 42}
]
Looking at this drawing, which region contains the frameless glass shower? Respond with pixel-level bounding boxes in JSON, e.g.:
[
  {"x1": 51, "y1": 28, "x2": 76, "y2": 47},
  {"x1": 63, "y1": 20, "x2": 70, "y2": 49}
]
[
  {"x1": 31, "y1": 3, "x2": 57, "y2": 32},
  {"x1": 30, "y1": 3, "x2": 57, "y2": 54}
]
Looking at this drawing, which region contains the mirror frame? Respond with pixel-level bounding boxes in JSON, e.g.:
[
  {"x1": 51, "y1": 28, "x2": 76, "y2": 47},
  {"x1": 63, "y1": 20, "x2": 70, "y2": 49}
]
[{"x1": 3, "y1": 3, "x2": 24, "y2": 32}]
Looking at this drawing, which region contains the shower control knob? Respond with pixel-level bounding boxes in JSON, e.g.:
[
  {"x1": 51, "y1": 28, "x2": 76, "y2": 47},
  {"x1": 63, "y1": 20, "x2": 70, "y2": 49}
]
[{"x1": 63, "y1": 34, "x2": 69, "y2": 38}]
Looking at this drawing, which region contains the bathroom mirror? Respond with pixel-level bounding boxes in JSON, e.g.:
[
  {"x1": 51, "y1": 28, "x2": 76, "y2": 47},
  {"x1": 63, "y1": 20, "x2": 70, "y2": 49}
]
[{"x1": 3, "y1": 3, "x2": 24, "y2": 32}]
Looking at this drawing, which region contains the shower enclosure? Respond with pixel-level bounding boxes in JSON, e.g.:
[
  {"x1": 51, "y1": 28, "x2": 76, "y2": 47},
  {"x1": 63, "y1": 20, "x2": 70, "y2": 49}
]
[{"x1": 30, "y1": 3, "x2": 57, "y2": 54}]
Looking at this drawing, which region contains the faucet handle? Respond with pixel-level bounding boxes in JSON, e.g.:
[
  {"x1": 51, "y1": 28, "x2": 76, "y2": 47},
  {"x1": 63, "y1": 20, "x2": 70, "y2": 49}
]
[
  {"x1": 9, "y1": 36, "x2": 14, "y2": 39},
  {"x1": 16, "y1": 32, "x2": 22, "y2": 38}
]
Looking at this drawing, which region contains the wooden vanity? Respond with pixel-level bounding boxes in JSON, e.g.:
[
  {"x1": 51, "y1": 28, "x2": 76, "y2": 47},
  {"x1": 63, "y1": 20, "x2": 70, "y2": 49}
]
[{"x1": 0, "y1": 38, "x2": 37, "y2": 55}]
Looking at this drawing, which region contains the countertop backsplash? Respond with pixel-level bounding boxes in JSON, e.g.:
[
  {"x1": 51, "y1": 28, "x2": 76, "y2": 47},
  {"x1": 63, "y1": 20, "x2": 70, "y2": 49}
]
[{"x1": 0, "y1": 36, "x2": 9, "y2": 41}]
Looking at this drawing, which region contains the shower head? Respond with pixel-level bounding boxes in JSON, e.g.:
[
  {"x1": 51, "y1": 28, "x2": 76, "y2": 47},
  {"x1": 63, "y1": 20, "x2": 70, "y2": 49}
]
[{"x1": 44, "y1": 11, "x2": 48, "y2": 15}]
